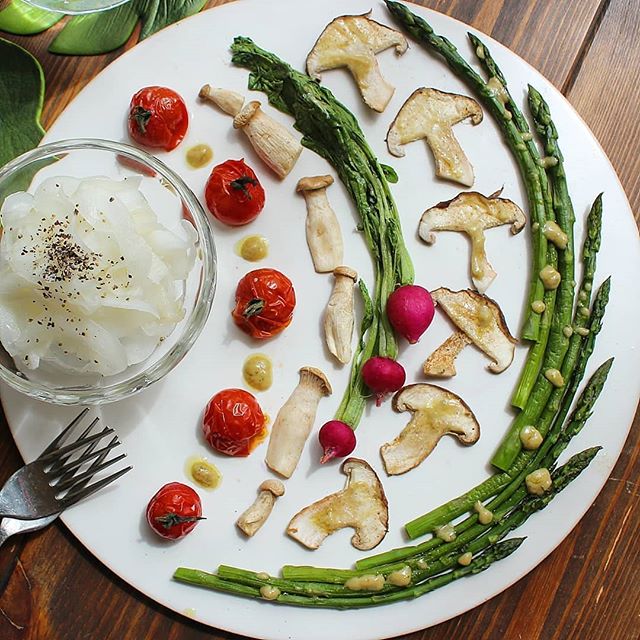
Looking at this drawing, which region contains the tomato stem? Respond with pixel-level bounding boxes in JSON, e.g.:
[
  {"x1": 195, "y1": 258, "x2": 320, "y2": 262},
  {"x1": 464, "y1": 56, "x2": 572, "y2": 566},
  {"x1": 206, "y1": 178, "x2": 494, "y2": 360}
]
[
  {"x1": 243, "y1": 298, "x2": 265, "y2": 318},
  {"x1": 155, "y1": 514, "x2": 205, "y2": 530},
  {"x1": 231, "y1": 175, "x2": 258, "y2": 198},
  {"x1": 131, "y1": 105, "x2": 152, "y2": 134}
]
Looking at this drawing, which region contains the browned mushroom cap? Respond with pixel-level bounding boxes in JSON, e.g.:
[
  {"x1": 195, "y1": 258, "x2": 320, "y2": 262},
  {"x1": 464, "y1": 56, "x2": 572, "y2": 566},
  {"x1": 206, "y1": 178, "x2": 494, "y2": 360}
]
[
  {"x1": 430, "y1": 288, "x2": 517, "y2": 373},
  {"x1": 419, "y1": 190, "x2": 526, "y2": 293},
  {"x1": 299, "y1": 366, "x2": 332, "y2": 396},
  {"x1": 286, "y1": 457, "x2": 389, "y2": 550},
  {"x1": 306, "y1": 13, "x2": 407, "y2": 112},
  {"x1": 380, "y1": 384, "x2": 480, "y2": 475},
  {"x1": 258, "y1": 479, "x2": 285, "y2": 497},
  {"x1": 296, "y1": 175, "x2": 334, "y2": 192},
  {"x1": 386, "y1": 88, "x2": 483, "y2": 186},
  {"x1": 233, "y1": 101, "x2": 262, "y2": 129}
]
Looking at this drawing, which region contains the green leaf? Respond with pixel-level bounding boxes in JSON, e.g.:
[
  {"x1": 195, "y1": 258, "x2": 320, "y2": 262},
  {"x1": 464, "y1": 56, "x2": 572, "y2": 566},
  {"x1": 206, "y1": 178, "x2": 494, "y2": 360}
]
[
  {"x1": 0, "y1": 38, "x2": 45, "y2": 167},
  {"x1": 0, "y1": 0, "x2": 63, "y2": 36},
  {"x1": 49, "y1": 0, "x2": 207, "y2": 55},
  {"x1": 139, "y1": 0, "x2": 207, "y2": 41}
]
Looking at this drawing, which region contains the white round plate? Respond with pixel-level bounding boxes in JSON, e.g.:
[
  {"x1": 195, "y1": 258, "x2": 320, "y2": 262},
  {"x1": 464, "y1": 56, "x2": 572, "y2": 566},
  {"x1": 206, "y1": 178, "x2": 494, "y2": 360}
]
[{"x1": 2, "y1": 1, "x2": 639, "y2": 639}]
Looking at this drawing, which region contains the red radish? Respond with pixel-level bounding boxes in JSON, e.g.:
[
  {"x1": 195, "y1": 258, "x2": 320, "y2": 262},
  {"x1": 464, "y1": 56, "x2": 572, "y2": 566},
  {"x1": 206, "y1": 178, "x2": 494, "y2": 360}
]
[
  {"x1": 387, "y1": 284, "x2": 435, "y2": 344},
  {"x1": 319, "y1": 420, "x2": 356, "y2": 464},
  {"x1": 361, "y1": 356, "x2": 406, "y2": 406}
]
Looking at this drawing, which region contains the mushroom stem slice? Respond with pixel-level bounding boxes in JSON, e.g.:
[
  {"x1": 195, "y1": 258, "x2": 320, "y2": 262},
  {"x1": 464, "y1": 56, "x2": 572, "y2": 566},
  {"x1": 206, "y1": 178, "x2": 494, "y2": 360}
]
[
  {"x1": 324, "y1": 266, "x2": 358, "y2": 364},
  {"x1": 419, "y1": 191, "x2": 526, "y2": 293},
  {"x1": 431, "y1": 288, "x2": 517, "y2": 373},
  {"x1": 236, "y1": 480, "x2": 285, "y2": 537},
  {"x1": 233, "y1": 101, "x2": 303, "y2": 179},
  {"x1": 287, "y1": 458, "x2": 388, "y2": 550},
  {"x1": 386, "y1": 88, "x2": 483, "y2": 186},
  {"x1": 422, "y1": 330, "x2": 472, "y2": 378},
  {"x1": 381, "y1": 384, "x2": 480, "y2": 475},
  {"x1": 199, "y1": 85, "x2": 244, "y2": 116},
  {"x1": 265, "y1": 367, "x2": 332, "y2": 478},
  {"x1": 296, "y1": 175, "x2": 344, "y2": 273},
  {"x1": 306, "y1": 13, "x2": 408, "y2": 112}
]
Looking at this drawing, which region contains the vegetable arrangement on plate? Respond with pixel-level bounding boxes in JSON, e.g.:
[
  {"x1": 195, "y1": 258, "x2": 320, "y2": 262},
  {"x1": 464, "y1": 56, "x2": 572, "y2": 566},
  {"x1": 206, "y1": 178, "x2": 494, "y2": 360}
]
[{"x1": 120, "y1": 0, "x2": 614, "y2": 613}]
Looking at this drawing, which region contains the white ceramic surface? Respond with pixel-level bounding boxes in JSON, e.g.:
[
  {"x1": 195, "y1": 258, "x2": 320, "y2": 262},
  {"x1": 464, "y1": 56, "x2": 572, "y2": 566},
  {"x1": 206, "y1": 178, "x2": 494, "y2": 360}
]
[{"x1": 2, "y1": 1, "x2": 639, "y2": 639}]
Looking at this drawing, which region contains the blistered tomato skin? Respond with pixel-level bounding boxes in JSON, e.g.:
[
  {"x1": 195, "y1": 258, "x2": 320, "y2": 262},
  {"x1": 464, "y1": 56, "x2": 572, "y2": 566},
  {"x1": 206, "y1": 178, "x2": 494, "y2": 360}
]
[
  {"x1": 128, "y1": 86, "x2": 189, "y2": 151},
  {"x1": 203, "y1": 388, "x2": 267, "y2": 457},
  {"x1": 205, "y1": 159, "x2": 265, "y2": 226},
  {"x1": 232, "y1": 268, "x2": 296, "y2": 339},
  {"x1": 146, "y1": 482, "x2": 203, "y2": 540}
]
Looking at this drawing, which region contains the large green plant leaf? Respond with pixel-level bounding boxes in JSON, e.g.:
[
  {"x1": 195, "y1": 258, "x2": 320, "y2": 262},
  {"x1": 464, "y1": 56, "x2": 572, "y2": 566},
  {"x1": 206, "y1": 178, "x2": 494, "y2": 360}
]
[
  {"x1": 49, "y1": 0, "x2": 207, "y2": 55},
  {"x1": 0, "y1": 0, "x2": 63, "y2": 35},
  {"x1": 0, "y1": 38, "x2": 45, "y2": 167}
]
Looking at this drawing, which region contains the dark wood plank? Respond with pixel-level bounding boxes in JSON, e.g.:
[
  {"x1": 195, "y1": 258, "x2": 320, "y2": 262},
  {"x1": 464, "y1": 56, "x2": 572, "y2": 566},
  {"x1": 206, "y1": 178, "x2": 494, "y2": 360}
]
[{"x1": 1, "y1": 1, "x2": 638, "y2": 639}]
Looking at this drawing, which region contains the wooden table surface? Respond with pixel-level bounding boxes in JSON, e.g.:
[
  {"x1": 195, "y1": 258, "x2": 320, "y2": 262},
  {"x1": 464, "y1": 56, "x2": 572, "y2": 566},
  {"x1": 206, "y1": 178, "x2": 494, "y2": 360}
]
[{"x1": 1, "y1": 1, "x2": 638, "y2": 639}]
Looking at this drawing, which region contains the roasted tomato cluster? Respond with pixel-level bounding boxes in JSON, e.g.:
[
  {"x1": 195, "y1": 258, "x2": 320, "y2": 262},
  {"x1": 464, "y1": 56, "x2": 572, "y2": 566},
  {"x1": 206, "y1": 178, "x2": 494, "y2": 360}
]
[{"x1": 202, "y1": 388, "x2": 267, "y2": 457}]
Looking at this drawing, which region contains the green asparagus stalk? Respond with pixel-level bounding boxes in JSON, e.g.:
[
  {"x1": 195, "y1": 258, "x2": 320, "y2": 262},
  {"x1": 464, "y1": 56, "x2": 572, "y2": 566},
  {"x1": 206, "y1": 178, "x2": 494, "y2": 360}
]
[
  {"x1": 467, "y1": 33, "x2": 558, "y2": 406},
  {"x1": 383, "y1": 0, "x2": 550, "y2": 341},
  {"x1": 174, "y1": 446, "x2": 599, "y2": 605},
  {"x1": 402, "y1": 204, "x2": 606, "y2": 539},
  {"x1": 174, "y1": 539, "x2": 524, "y2": 609},
  {"x1": 358, "y1": 347, "x2": 611, "y2": 567},
  {"x1": 492, "y1": 84, "x2": 579, "y2": 470},
  {"x1": 231, "y1": 36, "x2": 414, "y2": 429}
]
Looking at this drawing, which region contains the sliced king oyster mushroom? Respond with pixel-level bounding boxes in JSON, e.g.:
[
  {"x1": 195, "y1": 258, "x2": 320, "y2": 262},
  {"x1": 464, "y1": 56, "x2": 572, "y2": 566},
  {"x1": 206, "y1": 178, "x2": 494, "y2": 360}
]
[
  {"x1": 286, "y1": 458, "x2": 388, "y2": 550},
  {"x1": 381, "y1": 384, "x2": 480, "y2": 475},
  {"x1": 427, "y1": 287, "x2": 517, "y2": 374},
  {"x1": 419, "y1": 190, "x2": 526, "y2": 293}
]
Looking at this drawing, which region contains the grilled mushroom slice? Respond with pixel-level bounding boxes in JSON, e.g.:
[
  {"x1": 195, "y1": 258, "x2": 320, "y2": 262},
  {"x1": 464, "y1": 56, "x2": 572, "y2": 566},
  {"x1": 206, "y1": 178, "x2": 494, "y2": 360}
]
[
  {"x1": 419, "y1": 190, "x2": 526, "y2": 293},
  {"x1": 428, "y1": 288, "x2": 517, "y2": 374},
  {"x1": 287, "y1": 458, "x2": 388, "y2": 550},
  {"x1": 380, "y1": 384, "x2": 480, "y2": 475},
  {"x1": 306, "y1": 13, "x2": 408, "y2": 112},
  {"x1": 387, "y1": 88, "x2": 483, "y2": 186},
  {"x1": 422, "y1": 330, "x2": 472, "y2": 378}
]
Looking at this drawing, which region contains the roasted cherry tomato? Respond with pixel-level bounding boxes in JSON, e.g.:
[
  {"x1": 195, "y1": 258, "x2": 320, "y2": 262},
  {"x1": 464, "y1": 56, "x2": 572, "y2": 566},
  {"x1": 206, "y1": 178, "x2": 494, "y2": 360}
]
[
  {"x1": 203, "y1": 388, "x2": 267, "y2": 457},
  {"x1": 204, "y1": 159, "x2": 265, "y2": 226},
  {"x1": 128, "y1": 86, "x2": 188, "y2": 151},
  {"x1": 145, "y1": 482, "x2": 203, "y2": 540},
  {"x1": 232, "y1": 268, "x2": 296, "y2": 339}
]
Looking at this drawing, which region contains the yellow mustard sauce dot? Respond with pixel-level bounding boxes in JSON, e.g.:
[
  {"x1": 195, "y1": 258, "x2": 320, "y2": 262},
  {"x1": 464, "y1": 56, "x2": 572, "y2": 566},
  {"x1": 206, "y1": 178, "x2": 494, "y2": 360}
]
[
  {"x1": 235, "y1": 235, "x2": 269, "y2": 262},
  {"x1": 186, "y1": 144, "x2": 213, "y2": 169},
  {"x1": 243, "y1": 353, "x2": 273, "y2": 391},
  {"x1": 185, "y1": 456, "x2": 221, "y2": 490}
]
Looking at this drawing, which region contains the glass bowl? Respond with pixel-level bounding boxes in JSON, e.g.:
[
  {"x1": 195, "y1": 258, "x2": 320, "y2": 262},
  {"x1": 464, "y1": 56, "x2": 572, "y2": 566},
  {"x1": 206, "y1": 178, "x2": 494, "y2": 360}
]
[
  {"x1": 0, "y1": 138, "x2": 216, "y2": 405},
  {"x1": 21, "y1": 0, "x2": 132, "y2": 15}
]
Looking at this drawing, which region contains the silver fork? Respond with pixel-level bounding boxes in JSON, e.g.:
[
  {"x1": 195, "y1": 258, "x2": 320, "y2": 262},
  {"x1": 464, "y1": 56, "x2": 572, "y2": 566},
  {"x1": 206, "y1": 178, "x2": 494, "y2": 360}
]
[
  {"x1": 0, "y1": 412, "x2": 121, "y2": 547},
  {"x1": 0, "y1": 408, "x2": 131, "y2": 520}
]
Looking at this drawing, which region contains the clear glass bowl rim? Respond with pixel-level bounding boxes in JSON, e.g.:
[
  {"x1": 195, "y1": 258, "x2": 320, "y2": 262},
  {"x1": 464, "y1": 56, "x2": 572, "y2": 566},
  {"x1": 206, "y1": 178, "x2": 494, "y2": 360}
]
[
  {"x1": 20, "y1": 0, "x2": 133, "y2": 16},
  {"x1": 0, "y1": 138, "x2": 217, "y2": 405}
]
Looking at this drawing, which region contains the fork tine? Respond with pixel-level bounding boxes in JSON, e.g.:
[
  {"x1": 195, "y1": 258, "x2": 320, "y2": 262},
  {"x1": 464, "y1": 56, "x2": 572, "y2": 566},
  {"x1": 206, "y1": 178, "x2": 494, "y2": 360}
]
[
  {"x1": 40, "y1": 426, "x2": 114, "y2": 464},
  {"x1": 40, "y1": 408, "x2": 90, "y2": 457},
  {"x1": 48, "y1": 418, "x2": 101, "y2": 474},
  {"x1": 53, "y1": 438, "x2": 122, "y2": 478},
  {"x1": 54, "y1": 453, "x2": 128, "y2": 493},
  {"x1": 59, "y1": 465, "x2": 132, "y2": 508}
]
